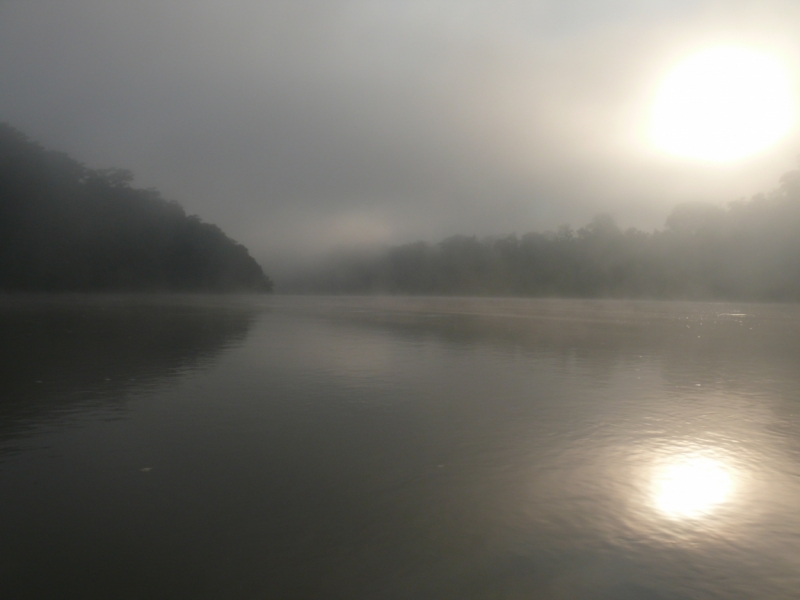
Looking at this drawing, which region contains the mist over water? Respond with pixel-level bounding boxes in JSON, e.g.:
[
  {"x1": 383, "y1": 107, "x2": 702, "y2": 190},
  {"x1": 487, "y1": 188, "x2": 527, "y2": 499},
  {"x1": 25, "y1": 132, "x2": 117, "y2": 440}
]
[
  {"x1": 4, "y1": 3, "x2": 800, "y2": 597},
  {"x1": 1, "y1": 295, "x2": 799, "y2": 598}
]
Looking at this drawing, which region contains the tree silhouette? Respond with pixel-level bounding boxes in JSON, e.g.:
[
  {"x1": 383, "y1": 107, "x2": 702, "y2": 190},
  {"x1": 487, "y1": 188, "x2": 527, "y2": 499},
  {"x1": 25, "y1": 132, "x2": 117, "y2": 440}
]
[
  {"x1": 288, "y1": 168, "x2": 800, "y2": 300},
  {"x1": 0, "y1": 123, "x2": 272, "y2": 292}
]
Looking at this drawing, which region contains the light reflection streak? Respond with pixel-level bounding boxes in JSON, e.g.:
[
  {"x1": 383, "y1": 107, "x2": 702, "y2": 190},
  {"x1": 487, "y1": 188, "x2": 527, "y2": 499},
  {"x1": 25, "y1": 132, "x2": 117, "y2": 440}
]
[{"x1": 651, "y1": 454, "x2": 733, "y2": 519}]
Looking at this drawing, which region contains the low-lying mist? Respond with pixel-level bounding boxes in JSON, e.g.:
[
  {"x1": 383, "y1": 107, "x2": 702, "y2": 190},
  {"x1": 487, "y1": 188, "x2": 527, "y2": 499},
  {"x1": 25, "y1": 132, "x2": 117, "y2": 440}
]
[{"x1": 280, "y1": 168, "x2": 800, "y2": 301}]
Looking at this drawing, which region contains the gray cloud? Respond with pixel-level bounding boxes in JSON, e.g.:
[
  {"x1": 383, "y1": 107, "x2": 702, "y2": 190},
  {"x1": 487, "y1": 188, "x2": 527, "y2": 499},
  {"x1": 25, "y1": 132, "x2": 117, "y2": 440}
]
[{"x1": 2, "y1": 1, "x2": 800, "y2": 271}]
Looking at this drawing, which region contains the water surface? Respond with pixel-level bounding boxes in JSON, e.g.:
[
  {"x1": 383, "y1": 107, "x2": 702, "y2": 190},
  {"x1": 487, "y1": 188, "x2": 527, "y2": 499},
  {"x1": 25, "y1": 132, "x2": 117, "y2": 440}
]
[{"x1": 2, "y1": 295, "x2": 800, "y2": 599}]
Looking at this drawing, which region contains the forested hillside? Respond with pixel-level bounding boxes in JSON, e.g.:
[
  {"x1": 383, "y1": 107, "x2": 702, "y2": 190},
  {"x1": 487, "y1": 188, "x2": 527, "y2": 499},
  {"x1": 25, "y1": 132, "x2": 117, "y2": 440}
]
[
  {"x1": 0, "y1": 123, "x2": 272, "y2": 292},
  {"x1": 289, "y1": 169, "x2": 800, "y2": 300}
]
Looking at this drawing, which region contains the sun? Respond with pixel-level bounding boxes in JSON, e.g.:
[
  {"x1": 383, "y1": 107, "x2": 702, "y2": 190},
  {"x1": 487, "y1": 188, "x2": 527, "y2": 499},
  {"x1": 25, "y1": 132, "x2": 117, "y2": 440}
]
[{"x1": 651, "y1": 46, "x2": 795, "y2": 162}]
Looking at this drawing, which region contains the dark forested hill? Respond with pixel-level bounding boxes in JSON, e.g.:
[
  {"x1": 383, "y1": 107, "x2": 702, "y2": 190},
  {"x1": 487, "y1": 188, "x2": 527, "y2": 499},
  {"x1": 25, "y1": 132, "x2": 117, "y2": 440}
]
[
  {"x1": 0, "y1": 123, "x2": 272, "y2": 292},
  {"x1": 287, "y1": 168, "x2": 800, "y2": 301}
]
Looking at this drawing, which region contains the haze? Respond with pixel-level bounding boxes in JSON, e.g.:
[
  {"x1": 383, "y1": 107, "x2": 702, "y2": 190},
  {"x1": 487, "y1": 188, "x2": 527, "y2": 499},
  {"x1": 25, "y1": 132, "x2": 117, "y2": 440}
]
[{"x1": 2, "y1": 1, "x2": 799, "y2": 275}]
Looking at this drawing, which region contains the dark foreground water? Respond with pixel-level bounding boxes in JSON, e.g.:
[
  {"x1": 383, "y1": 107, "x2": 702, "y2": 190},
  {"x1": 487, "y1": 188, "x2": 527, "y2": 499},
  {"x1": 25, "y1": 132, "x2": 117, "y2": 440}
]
[{"x1": 1, "y1": 296, "x2": 800, "y2": 599}]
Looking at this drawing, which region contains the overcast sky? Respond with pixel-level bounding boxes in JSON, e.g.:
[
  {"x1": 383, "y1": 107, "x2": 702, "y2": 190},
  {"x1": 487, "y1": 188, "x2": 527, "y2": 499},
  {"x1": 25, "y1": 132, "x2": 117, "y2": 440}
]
[{"x1": 2, "y1": 1, "x2": 800, "y2": 269}]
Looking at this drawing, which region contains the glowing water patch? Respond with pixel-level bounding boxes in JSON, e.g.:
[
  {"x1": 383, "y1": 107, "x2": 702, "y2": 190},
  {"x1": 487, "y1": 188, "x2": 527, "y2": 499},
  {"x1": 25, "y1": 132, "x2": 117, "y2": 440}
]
[{"x1": 652, "y1": 456, "x2": 732, "y2": 518}]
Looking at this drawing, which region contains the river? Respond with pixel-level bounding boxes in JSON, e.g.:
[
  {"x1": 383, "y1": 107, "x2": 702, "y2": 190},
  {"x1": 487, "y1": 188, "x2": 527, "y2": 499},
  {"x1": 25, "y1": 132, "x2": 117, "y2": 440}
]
[{"x1": 1, "y1": 295, "x2": 799, "y2": 599}]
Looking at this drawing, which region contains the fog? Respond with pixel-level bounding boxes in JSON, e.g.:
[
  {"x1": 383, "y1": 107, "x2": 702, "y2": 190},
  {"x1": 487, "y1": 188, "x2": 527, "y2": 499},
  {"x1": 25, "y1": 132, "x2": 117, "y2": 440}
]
[{"x1": 2, "y1": 1, "x2": 800, "y2": 275}]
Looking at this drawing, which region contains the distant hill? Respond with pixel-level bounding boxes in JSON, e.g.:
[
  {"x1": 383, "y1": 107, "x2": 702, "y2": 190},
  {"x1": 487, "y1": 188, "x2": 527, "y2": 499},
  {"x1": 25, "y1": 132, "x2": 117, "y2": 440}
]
[
  {"x1": 0, "y1": 123, "x2": 272, "y2": 292},
  {"x1": 286, "y1": 168, "x2": 800, "y2": 301}
]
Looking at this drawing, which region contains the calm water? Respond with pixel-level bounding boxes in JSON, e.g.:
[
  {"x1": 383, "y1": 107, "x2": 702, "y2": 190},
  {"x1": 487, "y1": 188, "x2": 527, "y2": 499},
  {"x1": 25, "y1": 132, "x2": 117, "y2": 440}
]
[{"x1": 1, "y1": 295, "x2": 800, "y2": 599}]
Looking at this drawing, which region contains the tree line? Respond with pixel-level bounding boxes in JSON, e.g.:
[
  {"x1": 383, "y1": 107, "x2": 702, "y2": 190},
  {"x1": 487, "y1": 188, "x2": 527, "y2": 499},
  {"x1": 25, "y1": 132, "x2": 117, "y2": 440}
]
[
  {"x1": 289, "y1": 168, "x2": 800, "y2": 300},
  {"x1": 0, "y1": 123, "x2": 272, "y2": 292}
]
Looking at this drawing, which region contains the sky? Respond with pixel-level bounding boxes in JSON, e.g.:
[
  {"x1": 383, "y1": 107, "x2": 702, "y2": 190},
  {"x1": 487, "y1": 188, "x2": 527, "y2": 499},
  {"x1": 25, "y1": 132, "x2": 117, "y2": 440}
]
[{"x1": 2, "y1": 0, "x2": 800, "y2": 271}]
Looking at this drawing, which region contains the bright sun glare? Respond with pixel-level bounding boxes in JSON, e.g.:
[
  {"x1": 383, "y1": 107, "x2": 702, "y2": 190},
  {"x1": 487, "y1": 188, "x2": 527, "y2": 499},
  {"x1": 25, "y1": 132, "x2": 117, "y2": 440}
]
[
  {"x1": 652, "y1": 46, "x2": 794, "y2": 162},
  {"x1": 652, "y1": 456, "x2": 733, "y2": 519}
]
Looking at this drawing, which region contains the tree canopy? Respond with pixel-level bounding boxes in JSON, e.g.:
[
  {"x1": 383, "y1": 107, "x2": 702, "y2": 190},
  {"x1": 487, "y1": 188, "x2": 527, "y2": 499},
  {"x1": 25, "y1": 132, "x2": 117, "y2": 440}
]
[
  {"x1": 0, "y1": 123, "x2": 272, "y2": 292},
  {"x1": 288, "y1": 169, "x2": 800, "y2": 300}
]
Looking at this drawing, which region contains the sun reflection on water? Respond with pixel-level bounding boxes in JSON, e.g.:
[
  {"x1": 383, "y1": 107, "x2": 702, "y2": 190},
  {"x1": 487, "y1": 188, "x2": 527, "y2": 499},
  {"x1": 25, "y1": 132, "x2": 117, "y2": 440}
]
[{"x1": 652, "y1": 455, "x2": 733, "y2": 519}]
